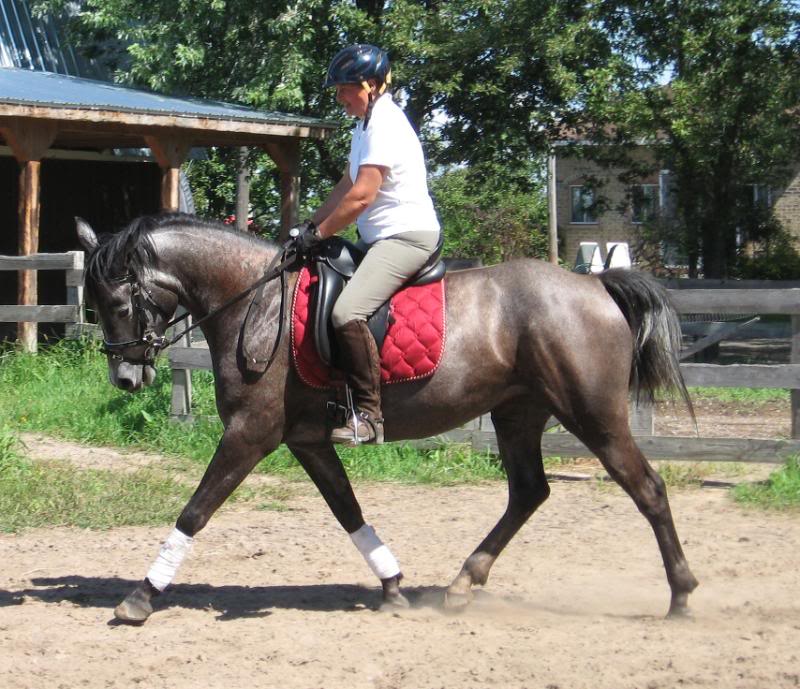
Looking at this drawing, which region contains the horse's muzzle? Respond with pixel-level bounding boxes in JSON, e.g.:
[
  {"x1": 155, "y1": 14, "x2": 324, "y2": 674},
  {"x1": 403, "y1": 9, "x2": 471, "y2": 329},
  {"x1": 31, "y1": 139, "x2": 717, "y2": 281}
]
[{"x1": 110, "y1": 360, "x2": 157, "y2": 392}]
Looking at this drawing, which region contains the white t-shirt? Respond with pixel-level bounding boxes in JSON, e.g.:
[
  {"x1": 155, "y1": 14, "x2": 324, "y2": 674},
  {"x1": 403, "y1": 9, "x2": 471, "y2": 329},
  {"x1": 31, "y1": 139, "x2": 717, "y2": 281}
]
[{"x1": 348, "y1": 94, "x2": 440, "y2": 243}]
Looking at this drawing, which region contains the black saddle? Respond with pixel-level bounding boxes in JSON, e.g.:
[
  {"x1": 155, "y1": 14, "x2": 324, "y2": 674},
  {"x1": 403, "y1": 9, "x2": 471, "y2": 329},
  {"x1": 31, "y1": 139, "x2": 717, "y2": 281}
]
[{"x1": 308, "y1": 235, "x2": 446, "y2": 368}]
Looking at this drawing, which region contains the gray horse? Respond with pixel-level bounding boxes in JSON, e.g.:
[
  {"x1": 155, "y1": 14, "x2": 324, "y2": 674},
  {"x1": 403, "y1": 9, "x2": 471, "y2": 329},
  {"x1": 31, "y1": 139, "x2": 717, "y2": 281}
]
[{"x1": 76, "y1": 213, "x2": 697, "y2": 624}]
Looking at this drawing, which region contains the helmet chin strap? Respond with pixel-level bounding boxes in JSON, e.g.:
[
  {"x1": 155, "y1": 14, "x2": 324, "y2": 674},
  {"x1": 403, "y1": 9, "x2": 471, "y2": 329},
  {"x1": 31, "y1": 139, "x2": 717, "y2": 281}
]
[
  {"x1": 361, "y1": 78, "x2": 389, "y2": 129},
  {"x1": 362, "y1": 80, "x2": 375, "y2": 128}
]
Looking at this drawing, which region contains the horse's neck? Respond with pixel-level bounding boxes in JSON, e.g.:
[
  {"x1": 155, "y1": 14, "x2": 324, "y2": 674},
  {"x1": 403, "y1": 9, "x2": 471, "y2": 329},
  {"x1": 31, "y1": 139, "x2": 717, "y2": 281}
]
[{"x1": 152, "y1": 227, "x2": 279, "y2": 317}]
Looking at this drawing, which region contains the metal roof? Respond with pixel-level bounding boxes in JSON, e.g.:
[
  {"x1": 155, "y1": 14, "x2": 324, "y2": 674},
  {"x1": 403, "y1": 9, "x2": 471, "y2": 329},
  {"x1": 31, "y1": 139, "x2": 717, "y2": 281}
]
[
  {"x1": 0, "y1": 67, "x2": 333, "y2": 129},
  {"x1": 0, "y1": 0, "x2": 103, "y2": 77}
]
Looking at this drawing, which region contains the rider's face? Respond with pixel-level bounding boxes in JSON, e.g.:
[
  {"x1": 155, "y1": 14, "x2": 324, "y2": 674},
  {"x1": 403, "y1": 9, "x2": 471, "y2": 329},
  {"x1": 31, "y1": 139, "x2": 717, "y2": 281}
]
[{"x1": 335, "y1": 82, "x2": 375, "y2": 118}]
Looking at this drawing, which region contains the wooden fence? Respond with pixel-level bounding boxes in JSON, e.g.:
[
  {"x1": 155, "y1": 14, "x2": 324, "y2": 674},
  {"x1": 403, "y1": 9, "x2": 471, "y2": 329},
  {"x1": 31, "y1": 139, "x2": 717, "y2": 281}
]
[
  {"x1": 0, "y1": 252, "x2": 86, "y2": 343},
  {"x1": 165, "y1": 281, "x2": 800, "y2": 464},
  {"x1": 6, "y1": 253, "x2": 796, "y2": 464}
]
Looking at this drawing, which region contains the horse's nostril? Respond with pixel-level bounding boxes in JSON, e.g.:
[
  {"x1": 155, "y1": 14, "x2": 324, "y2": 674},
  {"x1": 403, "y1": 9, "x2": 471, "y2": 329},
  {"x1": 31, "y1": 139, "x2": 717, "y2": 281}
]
[{"x1": 117, "y1": 377, "x2": 134, "y2": 391}]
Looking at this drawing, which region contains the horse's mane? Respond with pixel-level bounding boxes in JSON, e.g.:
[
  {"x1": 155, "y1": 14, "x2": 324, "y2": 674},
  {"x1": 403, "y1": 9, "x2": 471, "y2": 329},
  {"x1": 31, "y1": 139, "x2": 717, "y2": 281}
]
[{"x1": 85, "y1": 212, "x2": 276, "y2": 287}]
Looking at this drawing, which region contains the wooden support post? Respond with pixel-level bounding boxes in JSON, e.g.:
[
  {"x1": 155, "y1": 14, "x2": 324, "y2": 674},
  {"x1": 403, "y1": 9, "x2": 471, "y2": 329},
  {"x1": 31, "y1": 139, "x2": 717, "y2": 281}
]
[
  {"x1": 0, "y1": 120, "x2": 57, "y2": 353},
  {"x1": 17, "y1": 160, "x2": 41, "y2": 353},
  {"x1": 264, "y1": 140, "x2": 300, "y2": 241},
  {"x1": 236, "y1": 146, "x2": 251, "y2": 232},
  {"x1": 145, "y1": 134, "x2": 192, "y2": 211},
  {"x1": 146, "y1": 134, "x2": 192, "y2": 412},
  {"x1": 792, "y1": 316, "x2": 799, "y2": 439}
]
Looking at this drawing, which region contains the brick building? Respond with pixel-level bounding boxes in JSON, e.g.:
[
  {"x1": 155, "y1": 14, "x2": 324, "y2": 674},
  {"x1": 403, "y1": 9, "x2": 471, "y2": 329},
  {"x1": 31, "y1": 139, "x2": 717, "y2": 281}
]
[{"x1": 550, "y1": 144, "x2": 800, "y2": 268}]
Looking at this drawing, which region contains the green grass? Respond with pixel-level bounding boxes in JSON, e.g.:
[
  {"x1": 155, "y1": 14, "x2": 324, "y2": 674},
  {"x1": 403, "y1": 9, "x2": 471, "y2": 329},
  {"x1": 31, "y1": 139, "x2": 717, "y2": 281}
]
[
  {"x1": 240, "y1": 440, "x2": 505, "y2": 484},
  {"x1": 0, "y1": 424, "x2": 292, "y2": 532},
  {"x1": 0, "y1": 338, "x2": 505, "y2": 485},
  {"x1": 687, "y1": 386, "x2": 790, "y2": 405},
  {"x1": 0, "y1": 424, "x2": 190, "y2": 532},
  {"x1": 1, "y1": 340, "x2": 797, "y2": 521},
  {"x1": 0, "y1": 338, "x2": 222, "y2": 462},
  {"x1": 733, "y1": 455, "x2": 800, "y2": 510}
]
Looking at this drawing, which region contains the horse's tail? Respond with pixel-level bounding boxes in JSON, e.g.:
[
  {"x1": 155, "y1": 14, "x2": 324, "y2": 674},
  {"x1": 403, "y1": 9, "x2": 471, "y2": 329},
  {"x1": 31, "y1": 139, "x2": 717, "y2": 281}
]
[{"x1": 598, "y1": 269, "x2": 694, "y2": 419}]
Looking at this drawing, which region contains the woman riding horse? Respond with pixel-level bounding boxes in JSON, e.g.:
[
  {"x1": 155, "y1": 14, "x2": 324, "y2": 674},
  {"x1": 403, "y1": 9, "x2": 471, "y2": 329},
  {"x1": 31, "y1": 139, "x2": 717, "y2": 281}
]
[{"x1": 293, "y1": 44, "x2": 441, "y2": 446}]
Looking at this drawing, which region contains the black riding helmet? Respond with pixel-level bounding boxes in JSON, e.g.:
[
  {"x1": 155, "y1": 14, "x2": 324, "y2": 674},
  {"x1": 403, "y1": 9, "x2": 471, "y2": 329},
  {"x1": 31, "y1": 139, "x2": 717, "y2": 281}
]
[{"x1": 324, "y1": 44, "x2": 391, "y2": 92}]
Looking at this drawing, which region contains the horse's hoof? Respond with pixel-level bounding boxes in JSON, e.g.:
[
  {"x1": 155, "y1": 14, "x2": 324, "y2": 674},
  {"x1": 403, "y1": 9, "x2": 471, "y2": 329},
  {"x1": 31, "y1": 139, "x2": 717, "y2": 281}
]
[
  {"x1": 666, "y1": 604, "x2": 693, "y2": 620},
  {"x1": 379, "y1": 574, "x2": 410, "y2": 611},
  {"x1": 380, "y1": 591, "x2": 411, "y2": 611},
  {"x1": 666, "y1": 592, "x2": 693, "y2": 620},
  {"x1": 443, "y1": 588, "x2": 473, "y2": 611},
  {"x1": 114, "y1": 587, "x2": 153, "y2": 624}
]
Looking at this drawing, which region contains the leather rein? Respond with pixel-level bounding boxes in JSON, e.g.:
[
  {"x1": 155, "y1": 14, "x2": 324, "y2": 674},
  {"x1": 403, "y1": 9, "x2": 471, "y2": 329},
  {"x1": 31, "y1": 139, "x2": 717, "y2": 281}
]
[{"x1": 100, "y1": 240, "x2": 298, "y2": 367}]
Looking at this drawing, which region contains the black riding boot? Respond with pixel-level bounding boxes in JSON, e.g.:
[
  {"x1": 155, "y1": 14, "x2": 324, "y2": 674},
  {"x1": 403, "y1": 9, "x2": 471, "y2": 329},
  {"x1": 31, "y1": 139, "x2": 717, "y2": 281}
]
[{"x1": 330, "y1": 319, "x2": 384, "y2": 445}]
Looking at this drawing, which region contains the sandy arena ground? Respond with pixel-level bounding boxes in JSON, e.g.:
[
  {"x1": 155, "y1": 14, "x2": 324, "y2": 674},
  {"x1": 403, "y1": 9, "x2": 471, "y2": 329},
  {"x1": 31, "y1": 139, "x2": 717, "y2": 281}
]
[{"x1": 1, "y1": 425, "x2": 799, "y2": 689}]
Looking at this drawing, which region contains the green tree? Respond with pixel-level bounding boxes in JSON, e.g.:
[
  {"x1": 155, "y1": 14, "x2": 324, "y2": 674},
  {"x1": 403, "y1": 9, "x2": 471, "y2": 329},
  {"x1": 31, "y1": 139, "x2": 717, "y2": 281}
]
[
  {"x1": 556, "y1": 0, "x2": 800, "y2": 278},
  {"x1": 34, "y1": 0, "x2": 572, "y2": 261},
  {"x1": 41, "y1": 0, "x2": 798, "y2": 274},
  {"x1": 431, "y1": 161, "x2": 550, "y2": 264}
]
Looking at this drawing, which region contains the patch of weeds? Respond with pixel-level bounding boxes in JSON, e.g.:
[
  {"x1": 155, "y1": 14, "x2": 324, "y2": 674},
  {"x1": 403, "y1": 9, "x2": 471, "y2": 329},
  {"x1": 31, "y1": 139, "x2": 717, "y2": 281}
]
[
  {"x1": 733, "y1": 456, "x2": 800, "y2": 510},
  {"x1": 653, "y1": 462, "x2": 714, "y2": 488}
]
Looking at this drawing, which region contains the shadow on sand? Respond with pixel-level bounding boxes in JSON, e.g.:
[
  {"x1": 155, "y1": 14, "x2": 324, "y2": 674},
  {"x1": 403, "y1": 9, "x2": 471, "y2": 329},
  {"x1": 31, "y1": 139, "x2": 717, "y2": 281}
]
[{"x1": 0, "y1": 575, "x2": 451, "y2": 622}]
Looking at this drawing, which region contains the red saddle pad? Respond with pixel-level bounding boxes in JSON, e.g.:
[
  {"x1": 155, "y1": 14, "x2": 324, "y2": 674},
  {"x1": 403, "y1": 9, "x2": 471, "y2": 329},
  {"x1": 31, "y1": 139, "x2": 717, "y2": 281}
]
[{"x1": 291, "y1": 266, "x2": 446, "y2": 389}]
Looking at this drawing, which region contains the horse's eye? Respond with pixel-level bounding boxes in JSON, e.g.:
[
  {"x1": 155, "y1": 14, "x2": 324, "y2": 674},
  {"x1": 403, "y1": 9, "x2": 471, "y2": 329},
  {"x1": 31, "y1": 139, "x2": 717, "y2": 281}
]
[{"x1": 117, "y1": 307, "x2": 131, "y2": 319}]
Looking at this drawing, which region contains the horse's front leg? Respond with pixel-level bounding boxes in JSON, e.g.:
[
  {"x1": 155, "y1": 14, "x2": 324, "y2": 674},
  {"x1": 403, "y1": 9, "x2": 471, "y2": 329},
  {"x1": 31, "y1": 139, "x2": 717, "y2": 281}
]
[
  {"x1": 288, "y1": 442, "x2": 409, "y2": 610},
  {"x1": 114, "y1": 423, "x2": 278, "y2": 623}
]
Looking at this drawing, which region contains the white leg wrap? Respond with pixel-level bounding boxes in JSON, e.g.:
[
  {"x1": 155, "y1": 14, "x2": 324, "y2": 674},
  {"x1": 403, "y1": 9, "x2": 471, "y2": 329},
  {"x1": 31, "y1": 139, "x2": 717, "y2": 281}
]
[
  {"x1": 146, "y1": 528, "x2": 194, "y2": 592},
  {"x1": 349, "y1": 524, "x2": 401, "y2": 580}
]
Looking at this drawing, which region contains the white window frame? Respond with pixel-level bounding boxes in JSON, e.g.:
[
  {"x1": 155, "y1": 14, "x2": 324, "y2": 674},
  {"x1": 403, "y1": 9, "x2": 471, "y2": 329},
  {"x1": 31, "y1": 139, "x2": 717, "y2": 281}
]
[
  {"x1": 570, "y1": 186, "x2": 597, "y2": 224},
  {"x1": 749, "y1": 183, "x2": 772, "y2": 207},
  {"x1": 631, "y1": 183, "x2": 660, "y2": 224}
]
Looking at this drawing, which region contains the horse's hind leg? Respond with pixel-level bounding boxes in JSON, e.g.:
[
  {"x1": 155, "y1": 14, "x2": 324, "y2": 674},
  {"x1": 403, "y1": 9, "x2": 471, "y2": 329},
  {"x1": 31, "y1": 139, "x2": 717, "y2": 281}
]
[
  {"x1": 288, "y1": 442, "x2": 408, "y2": 609},
  {"x1": 445, "y1": 400, "x2": 551, "y2": 609},
  {"x1": 567, "y1": 408, "x2": 699, "y2": 617}
]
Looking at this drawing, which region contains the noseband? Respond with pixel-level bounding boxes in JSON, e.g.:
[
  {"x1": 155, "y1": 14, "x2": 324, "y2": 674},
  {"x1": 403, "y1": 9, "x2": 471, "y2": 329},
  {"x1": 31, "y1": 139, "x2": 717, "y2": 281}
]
[{"x1": 100, "y1": 276, "x2": 177, "y2": 366}]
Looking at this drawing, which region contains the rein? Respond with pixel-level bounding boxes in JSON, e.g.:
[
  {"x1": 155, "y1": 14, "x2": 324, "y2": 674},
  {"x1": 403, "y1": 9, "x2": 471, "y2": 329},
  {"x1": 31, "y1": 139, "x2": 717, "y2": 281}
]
[{"x1": 101, "y1": 241, "x2": 298, "y2": 366}]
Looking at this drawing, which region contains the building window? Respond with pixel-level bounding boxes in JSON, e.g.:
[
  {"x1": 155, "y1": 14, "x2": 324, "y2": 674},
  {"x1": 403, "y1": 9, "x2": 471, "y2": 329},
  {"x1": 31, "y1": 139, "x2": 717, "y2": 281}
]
[
  {"x1": 570, "y1": 186, "x2": 596, "y2": 223},
  {"x1": 748, "y1": 183, "x2": 772, "y2": 208},
  {"x1": 631, "y1": 184, "x2": 660, "y2": 224}
]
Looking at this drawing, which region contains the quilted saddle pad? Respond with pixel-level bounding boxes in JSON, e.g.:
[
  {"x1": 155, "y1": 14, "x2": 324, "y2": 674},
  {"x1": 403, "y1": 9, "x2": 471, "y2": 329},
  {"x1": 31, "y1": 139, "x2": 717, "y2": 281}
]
[{"x1": 291, "y1": 266, "x2": 446, "y2": 389}]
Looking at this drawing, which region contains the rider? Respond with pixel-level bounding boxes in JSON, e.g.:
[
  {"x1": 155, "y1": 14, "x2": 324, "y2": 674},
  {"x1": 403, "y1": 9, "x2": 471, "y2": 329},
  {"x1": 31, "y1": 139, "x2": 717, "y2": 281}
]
[{"x1": 293, "y1": 44, "x2": 441, "y2": 445}]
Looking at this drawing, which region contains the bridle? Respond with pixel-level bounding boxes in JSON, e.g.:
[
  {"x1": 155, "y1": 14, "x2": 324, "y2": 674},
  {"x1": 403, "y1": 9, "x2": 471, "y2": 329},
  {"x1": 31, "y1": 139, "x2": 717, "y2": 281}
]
[
  {"x1": 99, "y1": 275, "x2": 176, "y2": 365},
  {"x1": 99, "y1": 240, "x2": 300, "y2": 367}
]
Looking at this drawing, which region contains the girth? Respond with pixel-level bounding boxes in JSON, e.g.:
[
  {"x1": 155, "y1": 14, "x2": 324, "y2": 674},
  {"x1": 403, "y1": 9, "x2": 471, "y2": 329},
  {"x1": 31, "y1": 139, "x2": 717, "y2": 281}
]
[{"x1": 310, "y1": 235, "x2": 446, "y2": 368}]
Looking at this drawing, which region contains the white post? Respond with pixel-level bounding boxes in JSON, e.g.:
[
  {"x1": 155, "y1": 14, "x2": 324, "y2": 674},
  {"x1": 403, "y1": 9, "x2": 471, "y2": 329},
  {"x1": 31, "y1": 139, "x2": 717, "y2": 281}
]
[{"x1": 547, "y1": 151, "x2": 559, "y2": 265}]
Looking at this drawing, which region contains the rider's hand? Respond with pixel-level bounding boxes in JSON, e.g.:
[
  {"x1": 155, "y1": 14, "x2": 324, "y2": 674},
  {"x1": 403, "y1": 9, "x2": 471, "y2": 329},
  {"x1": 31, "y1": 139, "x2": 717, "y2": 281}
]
[{"x1": 290, "y1": 221, "x2": 323, "y2": 254}]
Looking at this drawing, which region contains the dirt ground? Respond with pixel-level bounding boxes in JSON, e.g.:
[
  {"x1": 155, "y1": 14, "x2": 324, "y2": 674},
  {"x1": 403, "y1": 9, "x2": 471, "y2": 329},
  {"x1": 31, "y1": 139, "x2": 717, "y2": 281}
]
[{"x1": 1, "y1": 404, "x2": 799, "y2": 689}]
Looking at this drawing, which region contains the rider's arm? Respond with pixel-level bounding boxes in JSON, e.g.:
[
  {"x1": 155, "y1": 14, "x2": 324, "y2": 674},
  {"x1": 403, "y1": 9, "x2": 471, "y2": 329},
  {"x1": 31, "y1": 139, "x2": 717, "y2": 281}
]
[
  {"x1": 315, "y1": 164, "x2": 387, "y2": 239},
  {"x1": 311, "y1": 171, "x2": 352, "y2": 226}
]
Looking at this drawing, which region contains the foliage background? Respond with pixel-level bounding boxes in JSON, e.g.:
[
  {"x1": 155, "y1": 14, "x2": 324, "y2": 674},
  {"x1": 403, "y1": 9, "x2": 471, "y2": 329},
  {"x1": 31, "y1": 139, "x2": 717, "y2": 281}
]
[{"x1": 35, "y1": 0, "x2": 800, "y2": 272}]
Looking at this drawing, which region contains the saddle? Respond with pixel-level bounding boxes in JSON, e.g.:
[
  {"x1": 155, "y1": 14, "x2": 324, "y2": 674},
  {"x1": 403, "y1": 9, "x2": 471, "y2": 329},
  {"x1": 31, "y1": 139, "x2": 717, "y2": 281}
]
[{"x1": 309, "y1": 235, "x2": 446, "y2": 368}]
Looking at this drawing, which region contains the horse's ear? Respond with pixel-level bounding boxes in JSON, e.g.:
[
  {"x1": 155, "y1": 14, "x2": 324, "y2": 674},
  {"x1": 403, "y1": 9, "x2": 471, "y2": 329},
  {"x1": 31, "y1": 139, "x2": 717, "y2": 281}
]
[{"x1": 76, "y1": 217, "x2": 99, "y2": 252}]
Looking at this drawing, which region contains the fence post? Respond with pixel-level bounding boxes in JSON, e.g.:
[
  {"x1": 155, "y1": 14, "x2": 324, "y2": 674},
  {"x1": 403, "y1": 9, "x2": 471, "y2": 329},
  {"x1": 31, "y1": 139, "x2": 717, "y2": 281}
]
[
  {"x1": 792, "y1": 316, "x2": 799, "y2": 439},
  {"x1": 170, "y1": 311, "x2": 193, "y2": 420},
  {"x1": 65, "y1": 251, "x2": 84, "y2": 338},
  {"x1": 629, "y1": 400, "x2": 655, "y2": 436}
]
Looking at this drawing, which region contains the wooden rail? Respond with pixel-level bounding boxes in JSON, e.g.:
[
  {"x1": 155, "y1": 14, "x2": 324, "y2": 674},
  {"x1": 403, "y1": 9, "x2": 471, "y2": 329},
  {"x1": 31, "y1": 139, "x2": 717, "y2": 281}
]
[
  {"x1": 0, "y1": 252, "x2": 85, "y2": 337},
  {"x1": 166, "y1": 283, "x2": 800, "y2": 464}
]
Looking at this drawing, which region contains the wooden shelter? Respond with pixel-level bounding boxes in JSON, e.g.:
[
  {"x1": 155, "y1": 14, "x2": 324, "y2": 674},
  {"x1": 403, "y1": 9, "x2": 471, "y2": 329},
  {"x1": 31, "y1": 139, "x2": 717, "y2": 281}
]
[{"x1": 0, "y1": 67, "x2": 335, "y2": 350}]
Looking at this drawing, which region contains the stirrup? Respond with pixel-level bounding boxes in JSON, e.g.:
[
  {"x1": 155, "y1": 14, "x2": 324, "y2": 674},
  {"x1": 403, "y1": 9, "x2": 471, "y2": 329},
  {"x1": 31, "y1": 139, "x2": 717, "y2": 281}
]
[{"x1": 330, "y1": 385, "x2": 384, "y2": 445}]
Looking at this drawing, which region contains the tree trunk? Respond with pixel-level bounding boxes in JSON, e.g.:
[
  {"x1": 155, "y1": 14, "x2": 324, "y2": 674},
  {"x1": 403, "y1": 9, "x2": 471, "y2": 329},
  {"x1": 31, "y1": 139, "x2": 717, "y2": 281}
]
[{"x1": 235, "y1": 147, "x2": 251, "y2": 233}]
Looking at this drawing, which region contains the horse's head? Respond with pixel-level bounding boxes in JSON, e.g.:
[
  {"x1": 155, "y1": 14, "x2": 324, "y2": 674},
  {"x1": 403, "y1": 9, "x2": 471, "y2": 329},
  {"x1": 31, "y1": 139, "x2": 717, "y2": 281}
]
[{"x1": 77, "y1": 217, "x2": 179, "y2": 392}]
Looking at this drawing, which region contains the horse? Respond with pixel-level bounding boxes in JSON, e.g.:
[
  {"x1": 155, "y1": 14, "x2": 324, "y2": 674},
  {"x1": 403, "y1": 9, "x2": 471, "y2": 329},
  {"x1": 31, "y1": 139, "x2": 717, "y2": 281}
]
[{"x1": 76, "y1": 212, "x2": 698, "y2": 624}]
